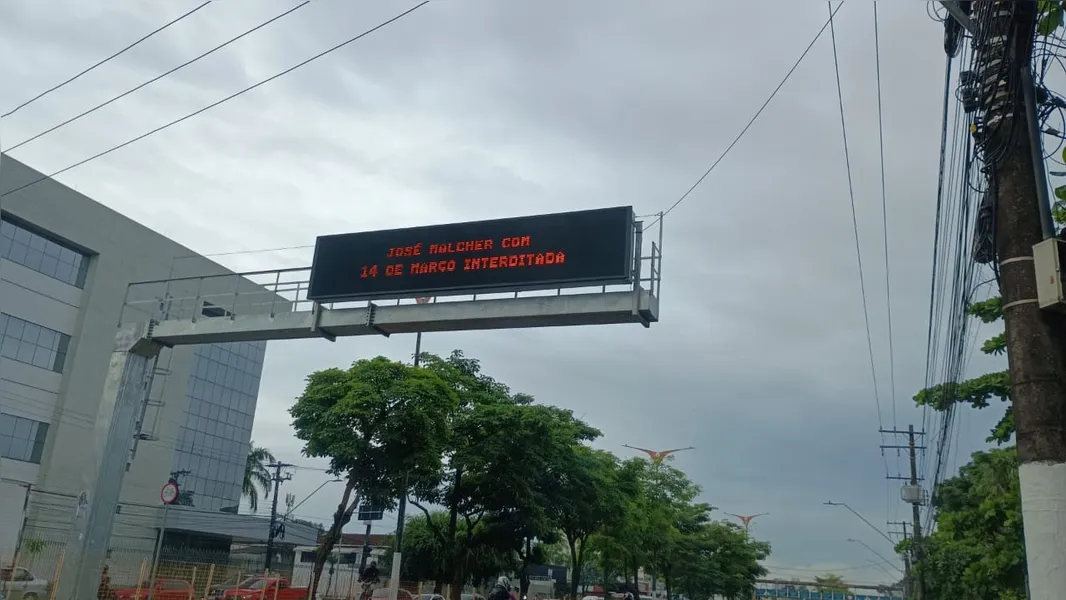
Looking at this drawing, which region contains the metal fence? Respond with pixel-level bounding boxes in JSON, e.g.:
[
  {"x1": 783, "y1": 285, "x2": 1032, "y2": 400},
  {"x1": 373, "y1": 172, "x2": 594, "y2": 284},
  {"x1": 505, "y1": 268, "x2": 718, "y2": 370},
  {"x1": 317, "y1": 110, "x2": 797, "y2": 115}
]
[{"x1": 2, "y1": 526, "x2": 459, "y2": 600}]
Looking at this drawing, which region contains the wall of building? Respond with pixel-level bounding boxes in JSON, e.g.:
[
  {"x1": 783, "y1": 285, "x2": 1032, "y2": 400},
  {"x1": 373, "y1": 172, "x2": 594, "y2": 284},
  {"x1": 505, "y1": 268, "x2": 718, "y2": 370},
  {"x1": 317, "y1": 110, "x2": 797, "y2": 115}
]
[
  {"x1": 173, "y1": 340, "x2": 266, "y2": 513},
  {"x1": 0, "y1": 154, "x2": 286, "y2": 566}
]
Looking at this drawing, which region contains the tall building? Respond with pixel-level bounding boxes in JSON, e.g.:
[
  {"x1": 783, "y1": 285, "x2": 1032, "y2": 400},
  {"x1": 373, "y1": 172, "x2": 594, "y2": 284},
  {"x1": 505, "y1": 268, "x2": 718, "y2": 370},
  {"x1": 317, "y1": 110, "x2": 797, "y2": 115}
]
[
  {"x1": 173, "y1": 341, "x2": 266, "y2": 513},
  {"x1": 0, "y1": 155, "x2": 316, "y2": 578}
]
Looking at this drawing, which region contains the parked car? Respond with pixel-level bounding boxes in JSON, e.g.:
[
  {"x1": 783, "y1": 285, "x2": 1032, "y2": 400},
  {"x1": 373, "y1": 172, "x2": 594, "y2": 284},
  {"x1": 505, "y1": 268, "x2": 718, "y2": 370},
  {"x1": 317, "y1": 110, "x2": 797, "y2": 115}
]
[
  {"x1": 209, "y1": 576, "x2": 267, "y2": 600},
  {"x1": 113, "y1": 579, "x2": 193, "y2": 600},
  {"x1": 221, "y1": 577, "x2": 306, "y2": 600},
  {"x1": 0, "y1": 567, "x2": 50, "y2": 600}
]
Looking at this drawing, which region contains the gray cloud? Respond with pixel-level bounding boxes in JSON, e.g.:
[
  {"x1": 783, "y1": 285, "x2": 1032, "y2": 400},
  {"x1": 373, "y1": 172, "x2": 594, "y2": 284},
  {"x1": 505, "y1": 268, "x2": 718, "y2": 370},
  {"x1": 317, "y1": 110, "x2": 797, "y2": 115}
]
[{"x1": 0, "y1": 0, "x2": 1004, "y2": 586}]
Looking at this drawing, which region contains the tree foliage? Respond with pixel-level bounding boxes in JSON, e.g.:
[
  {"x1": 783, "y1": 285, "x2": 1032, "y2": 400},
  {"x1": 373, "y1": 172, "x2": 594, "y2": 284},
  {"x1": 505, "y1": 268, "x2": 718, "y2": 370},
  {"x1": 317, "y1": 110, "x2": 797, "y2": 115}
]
[
  {"x1": 290, "y1": 356, "x2": 459, "y2": 600},
  {"x1": 898, "y1": 447, "x2": 1025, "y2": 600},
  {"x1": 407, "y1": 350, "x2": 600, "y2": 599},
  {"x1": 398, "y1": 511, "x2": 516, "y2": 587},
  {"x1": 599, "y1": 462, "x2": 769, "y2": 600},
  {"x1": 294, "y1": 349, "x2": 771, "y2": 600},
  {"x1": 1039, "y1": 1, "x2": 1066, "y2": 36},
  {"x1": 243, "y1": 443, "x2": 275, "y2": 513},
  {"x1": 913, "y1": 298, "x2": 1014, "y2": 444},
  {"x1": 813, "y1": 574, "x2": 849, "y2": 594}
]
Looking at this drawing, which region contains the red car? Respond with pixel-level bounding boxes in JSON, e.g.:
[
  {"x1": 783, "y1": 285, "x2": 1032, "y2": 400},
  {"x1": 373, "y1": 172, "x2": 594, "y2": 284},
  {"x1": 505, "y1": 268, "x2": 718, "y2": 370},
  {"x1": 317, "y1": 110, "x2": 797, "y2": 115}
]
[
  {"x1": 221, "y1": 578, "x2": 307, "y2": 600},
  {"x1": 113, "y1": 579, "x2": 193, "y2": 600}
]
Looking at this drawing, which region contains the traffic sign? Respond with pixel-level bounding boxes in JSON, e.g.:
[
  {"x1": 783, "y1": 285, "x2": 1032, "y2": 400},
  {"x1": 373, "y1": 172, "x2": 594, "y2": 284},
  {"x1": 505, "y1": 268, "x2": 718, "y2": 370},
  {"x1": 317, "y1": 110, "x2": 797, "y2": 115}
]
[
  {"x1": 357, "y1": 504, "x2": 384, "y2": 521},
  {"x1": 308, "y1": 206, "x2": 635, "y2": 302},
  {"x1": 161, "y1": 481, "x2": 180, "y2": 505}
]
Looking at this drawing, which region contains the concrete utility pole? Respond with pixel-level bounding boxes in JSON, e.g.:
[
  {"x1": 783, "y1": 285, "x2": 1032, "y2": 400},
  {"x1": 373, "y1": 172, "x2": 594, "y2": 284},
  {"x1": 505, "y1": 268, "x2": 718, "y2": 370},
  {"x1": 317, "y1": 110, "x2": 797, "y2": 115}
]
[
  {"x1": 949, "y1": 2, "x2": 1066, "y2": 598},
  {"x1": 882, "y1": 427, "x2": 925, "y2": 600},
  {"x1": 264, "y1": 462, "x2": 293, "y2": 571}
]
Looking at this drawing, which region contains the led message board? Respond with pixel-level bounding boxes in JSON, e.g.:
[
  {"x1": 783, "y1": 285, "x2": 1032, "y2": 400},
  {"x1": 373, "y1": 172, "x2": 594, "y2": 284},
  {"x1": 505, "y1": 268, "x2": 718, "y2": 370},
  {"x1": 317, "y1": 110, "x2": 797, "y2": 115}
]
[{"x1": 307, "y1": 206, "x2": 635, "y2": 302}]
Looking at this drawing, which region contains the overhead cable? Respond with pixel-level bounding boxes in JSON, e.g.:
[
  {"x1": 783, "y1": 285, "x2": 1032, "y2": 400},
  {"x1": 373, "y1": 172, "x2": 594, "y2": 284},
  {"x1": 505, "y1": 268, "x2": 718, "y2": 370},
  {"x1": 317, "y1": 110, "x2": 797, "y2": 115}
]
[
  {"x1": 7, "y1": 1, "x2": 313, "y2": 151},
  {"x1": 646, "y1": 1, "x2": 844, "y2": 228},
  {"x1": 0, "y1": 1, "x2": 430, "y2": 199},
  {"x1": 872, "y1": 3, "x2": 900, "y2": 433},
  {"x1": 1, "y1": 1, "x2": 214, "y2": 118},
  {"x1": 827, "y1": 2, "x2": 886, "y2": 441}
]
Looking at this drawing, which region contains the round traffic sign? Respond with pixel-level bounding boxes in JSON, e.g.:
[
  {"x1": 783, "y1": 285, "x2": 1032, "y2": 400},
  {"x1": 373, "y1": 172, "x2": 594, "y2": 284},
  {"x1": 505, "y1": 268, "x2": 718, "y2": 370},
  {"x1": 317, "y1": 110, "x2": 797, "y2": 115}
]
[{"x1": 161, "y1": 481, "x2": 180, "y2": 505}]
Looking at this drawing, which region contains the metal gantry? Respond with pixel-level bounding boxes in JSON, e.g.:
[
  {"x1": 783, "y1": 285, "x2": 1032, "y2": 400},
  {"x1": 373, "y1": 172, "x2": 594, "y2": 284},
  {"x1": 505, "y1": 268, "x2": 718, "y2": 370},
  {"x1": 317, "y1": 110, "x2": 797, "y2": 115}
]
[{"x1": 63, "y1": 217, "x2": 665, "y2": 600}]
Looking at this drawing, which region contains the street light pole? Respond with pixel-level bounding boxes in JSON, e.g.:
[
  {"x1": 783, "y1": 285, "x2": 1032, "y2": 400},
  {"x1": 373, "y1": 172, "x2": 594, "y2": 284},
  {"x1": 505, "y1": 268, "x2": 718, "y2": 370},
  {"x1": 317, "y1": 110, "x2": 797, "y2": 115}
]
[
  {"x1": 824, "y1": 501, "x2": 895, "y2": 546},
  {"x1": 622, "y1": 445, "x2": 694, "y2": 466},
  {"x1": 725, "y1": 512, "x2": 768, "y2": 536}
]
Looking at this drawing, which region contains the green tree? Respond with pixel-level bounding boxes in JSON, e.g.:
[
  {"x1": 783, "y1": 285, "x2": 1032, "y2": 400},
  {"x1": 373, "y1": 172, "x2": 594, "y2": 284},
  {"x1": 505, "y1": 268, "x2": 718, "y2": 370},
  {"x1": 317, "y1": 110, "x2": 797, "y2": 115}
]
[
  {"x1": 898, "y1": 447, "x2": 1025, "y2": 600},
  {"x1": 549, "y1": 446, "x2": 627, "y2": 600},
  {"x1": 913, "y1": 297, "x2": 1013, "y2": 444},
  {"x1": 397, "y1": 511, "x2": 516, "y2": 586},
  {"x1": 409, "y1": 350, "x2": 595, "y2": 599},
  {"x1": 596, "y1": 459, "x2": 768, "y2": 600},
  {"x1": 290, "y1": 356, "x2": 459, "y2": 600},
  {"x1": 813, "y1": 574, "x2": 849, "y2": 594},
  {"x1": 672, "y1": 521, "x2": 770, "y2": 600},
  {"x1": 243, "y1": 443, "x2": 275, "y2": 513},
  {"x1": 475, "y1": 404, "x2": 600, "y2": 597},
  {"x1": 637, "y1": 461, "x2": 706, "y2": 600},
  {"x1": 1039, "y1": 1, "x2": 1066, "y2": 35}
]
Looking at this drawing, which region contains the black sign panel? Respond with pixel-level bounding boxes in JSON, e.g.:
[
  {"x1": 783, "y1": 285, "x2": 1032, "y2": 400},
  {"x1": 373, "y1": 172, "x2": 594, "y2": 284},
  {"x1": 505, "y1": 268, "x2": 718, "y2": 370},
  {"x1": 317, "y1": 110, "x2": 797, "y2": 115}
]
[
  {"x1": 357, "y1": 504, "x2": 384, "y2": 521},
  {"x1": 308, "y1": 206, "x2": 635, "y2": 302}
]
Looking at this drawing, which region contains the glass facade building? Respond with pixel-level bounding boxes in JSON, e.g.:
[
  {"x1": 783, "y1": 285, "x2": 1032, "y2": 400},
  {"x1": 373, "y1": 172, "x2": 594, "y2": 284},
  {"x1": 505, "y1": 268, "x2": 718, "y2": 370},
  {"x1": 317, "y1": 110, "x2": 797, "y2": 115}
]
[{"x1": 171, "y1": 340, "x2": 266, "y2": 512}]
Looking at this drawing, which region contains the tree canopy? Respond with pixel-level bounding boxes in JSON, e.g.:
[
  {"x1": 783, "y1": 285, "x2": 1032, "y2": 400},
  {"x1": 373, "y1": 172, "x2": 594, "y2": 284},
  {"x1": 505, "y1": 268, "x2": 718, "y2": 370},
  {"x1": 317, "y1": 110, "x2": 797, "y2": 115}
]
[
  {"x1": 293, "y1": 349, "x2": 771, "y2": 600},
  {"x1": 899, "y1": 447, "x2": 1025, "y2": 600},
  {"x1": 289, "y1": 355, "x2": 459, "y2": 599},
  {"x1": 813, "y1": 574, "x2": 849, "y2": 594}
]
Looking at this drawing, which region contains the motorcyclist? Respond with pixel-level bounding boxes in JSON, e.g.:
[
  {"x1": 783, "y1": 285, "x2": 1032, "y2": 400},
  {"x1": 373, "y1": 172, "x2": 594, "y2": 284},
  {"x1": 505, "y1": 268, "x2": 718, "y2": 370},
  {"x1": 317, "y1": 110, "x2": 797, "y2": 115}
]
[
  {"x1": 487, "y1": 576, "x2": 512, "y2": 600},
  {"x1": 357, "y1": 561, "x2": 381, "y2": 600},
  {"x1": 359, "y1": 561, "x2": 381, "y2": 585}
]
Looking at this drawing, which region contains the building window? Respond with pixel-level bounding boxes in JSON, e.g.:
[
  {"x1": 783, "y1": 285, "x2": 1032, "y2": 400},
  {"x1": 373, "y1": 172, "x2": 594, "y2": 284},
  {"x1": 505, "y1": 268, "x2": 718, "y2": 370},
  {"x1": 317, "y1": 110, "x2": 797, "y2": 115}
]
[
  {"x1": 0, "y1": 313, "x2": 71, "y2": 373},
  {"x1": 0, "y1": 217, "x2": 89, "y2": 288},
  {"x1": 172, "y1": 341, "x2": 266, "y2": 512},
  {"x1": 0, "y1": 413, "x2": 50, "y2": 464}
]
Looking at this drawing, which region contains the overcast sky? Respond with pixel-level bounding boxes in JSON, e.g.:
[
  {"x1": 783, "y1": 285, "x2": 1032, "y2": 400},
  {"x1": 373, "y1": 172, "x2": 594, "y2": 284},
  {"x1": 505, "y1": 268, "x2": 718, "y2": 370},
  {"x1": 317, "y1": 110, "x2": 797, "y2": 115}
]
[{"x1": 0, "y1": 0, "x2": 1010, "y2": 588}]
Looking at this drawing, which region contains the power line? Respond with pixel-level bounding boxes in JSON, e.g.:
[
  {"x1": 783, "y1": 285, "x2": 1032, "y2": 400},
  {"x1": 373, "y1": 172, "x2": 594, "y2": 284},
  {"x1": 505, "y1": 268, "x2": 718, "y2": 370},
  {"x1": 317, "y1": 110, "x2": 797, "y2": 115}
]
[
  {"x1": 7, "y1": 1, "x2": 313, "y2": 152},
  {"x1": 0, "y1": 1, "x2": 430, "y2": 199},
  {"x1": 872, "y1": 3, "x2": 899, "y2": 433},
  {"x1": 1, "y1": 1, "x2": 214, "y2": 118},
  {"x1": 827, "y1": 2, "x2": 885, "y2": 435},
  {"x1": 646, "y1": 1, "x2": 843, "y2": 229}
]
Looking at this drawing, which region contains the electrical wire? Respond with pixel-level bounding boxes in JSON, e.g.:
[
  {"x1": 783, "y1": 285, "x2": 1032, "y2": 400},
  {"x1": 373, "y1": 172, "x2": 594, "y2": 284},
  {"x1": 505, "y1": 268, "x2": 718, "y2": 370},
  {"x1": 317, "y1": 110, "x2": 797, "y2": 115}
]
[
  {"x1": 870, "y1": 5, "x2": 907, "y2": 515},
  {"x1": 872, "y1": 3, "x2": 899, "y2": 435},
  {"x1": 920, "y1": 2, "x2": 1026, "y2": 531},
  {"x1": 0, "y1": 1, "x2": 430, "y2": 200},
  {"x1": 6, "y1": 1, "x2": 314, "y2": 152},
  {"x1": 645, "y1": 1, "x2": 843, "y2": 229},
  {"x1": 1, "y1": 1, "x2": 214, "y2": 118},
  {"x1": 827, "y1": 3, "x2": 887, "y2": 457}
]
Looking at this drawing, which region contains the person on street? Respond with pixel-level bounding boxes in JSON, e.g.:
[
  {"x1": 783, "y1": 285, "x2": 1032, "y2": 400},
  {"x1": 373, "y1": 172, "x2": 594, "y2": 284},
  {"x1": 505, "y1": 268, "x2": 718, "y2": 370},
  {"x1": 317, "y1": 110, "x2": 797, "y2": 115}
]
[
  {"x1": 487, "y1": 577, "x2": 512, "y2": 600},
  {"x1": 358, "y1": 561, "x2": 381, "y2": 600},
  {"x1": 359, "y1": 561, "x2": 381, "y2": 584}
]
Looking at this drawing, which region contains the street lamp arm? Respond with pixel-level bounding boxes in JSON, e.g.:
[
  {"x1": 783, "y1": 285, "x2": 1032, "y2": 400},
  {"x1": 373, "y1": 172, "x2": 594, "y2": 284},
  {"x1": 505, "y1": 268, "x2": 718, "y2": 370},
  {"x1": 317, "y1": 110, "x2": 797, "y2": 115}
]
[{"x1": 825, "y1": 501, "x2": 895, "y2": 546}]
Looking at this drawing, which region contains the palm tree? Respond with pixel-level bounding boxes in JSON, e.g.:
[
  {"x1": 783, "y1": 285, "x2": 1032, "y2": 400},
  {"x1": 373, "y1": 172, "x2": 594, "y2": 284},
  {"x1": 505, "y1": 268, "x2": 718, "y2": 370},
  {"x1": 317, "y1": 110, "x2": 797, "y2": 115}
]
[{"x1": 244, "y1": 443, "x2": 276, "y2": 513}]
